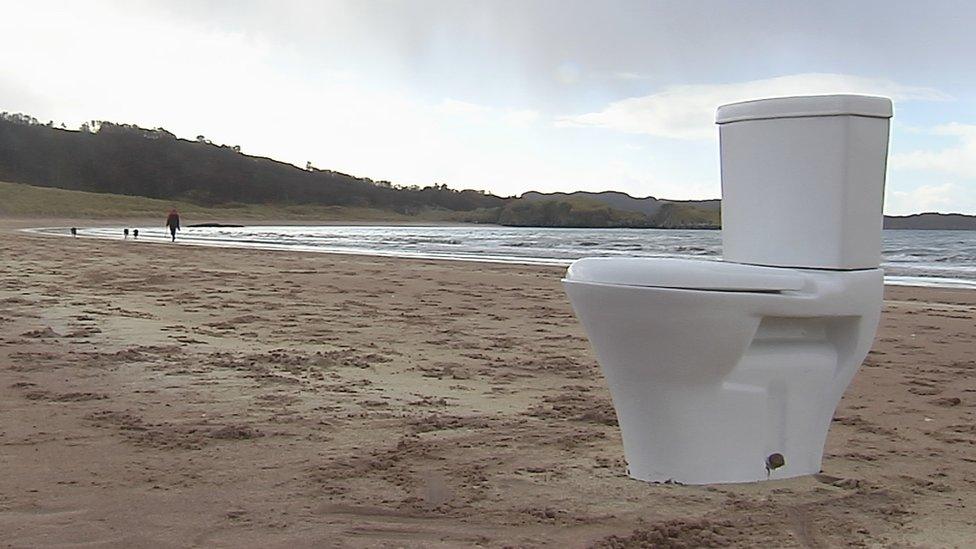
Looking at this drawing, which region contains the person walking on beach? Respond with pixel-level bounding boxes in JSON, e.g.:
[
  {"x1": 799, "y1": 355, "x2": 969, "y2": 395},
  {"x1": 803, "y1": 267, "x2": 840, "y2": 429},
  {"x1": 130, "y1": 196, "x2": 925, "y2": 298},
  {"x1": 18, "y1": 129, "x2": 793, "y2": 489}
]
[
  {"x1": 166, "y1": 209, "x2": 181, "y2": 242},
  {"x1": 133, "y1": 229, "x2": 139, "y2": 239},
  {"x1": 124, "y1": 228, "x2": 129, "y2": 239},
  {"x1": 70, "y1": 227, "x2": 77, "y2": 237}
]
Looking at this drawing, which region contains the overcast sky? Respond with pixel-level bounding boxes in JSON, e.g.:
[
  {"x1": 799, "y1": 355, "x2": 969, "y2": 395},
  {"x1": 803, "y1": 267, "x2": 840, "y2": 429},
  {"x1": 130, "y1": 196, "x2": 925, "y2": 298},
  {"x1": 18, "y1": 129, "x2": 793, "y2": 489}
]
[{"x1": 3, "y1": 0, "x2": 975, "y2": 214}]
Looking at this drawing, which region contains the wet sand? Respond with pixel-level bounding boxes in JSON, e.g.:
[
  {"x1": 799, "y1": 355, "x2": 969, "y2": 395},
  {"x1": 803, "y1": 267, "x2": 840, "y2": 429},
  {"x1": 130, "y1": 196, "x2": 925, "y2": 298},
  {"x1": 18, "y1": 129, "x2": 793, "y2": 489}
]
[{"x1": 2, "y1": 220, "x2": 975, "y2": 547}]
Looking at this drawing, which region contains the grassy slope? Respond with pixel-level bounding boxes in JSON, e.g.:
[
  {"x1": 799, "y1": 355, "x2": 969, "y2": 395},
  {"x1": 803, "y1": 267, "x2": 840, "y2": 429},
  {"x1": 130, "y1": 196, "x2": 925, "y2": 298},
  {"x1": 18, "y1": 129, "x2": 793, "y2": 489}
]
[
  {"x1": 0, "y1": 180, "x2": 722, "y2": 228},
  {"x1": 0, "y1": 181, "x2": 444, "y2": 222}
]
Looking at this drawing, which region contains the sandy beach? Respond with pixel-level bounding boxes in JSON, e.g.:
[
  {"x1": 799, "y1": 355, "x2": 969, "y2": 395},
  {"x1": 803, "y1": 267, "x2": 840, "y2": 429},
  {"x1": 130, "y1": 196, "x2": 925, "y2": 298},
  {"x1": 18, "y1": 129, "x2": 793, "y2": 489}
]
[{"x1": 2, "y1": 219, "x2": 975, "y2": 548}]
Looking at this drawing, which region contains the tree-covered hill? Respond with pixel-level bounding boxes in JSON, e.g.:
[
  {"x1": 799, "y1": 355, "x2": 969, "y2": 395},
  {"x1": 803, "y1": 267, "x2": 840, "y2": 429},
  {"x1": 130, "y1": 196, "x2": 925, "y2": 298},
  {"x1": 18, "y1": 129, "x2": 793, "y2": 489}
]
[
  {"x1": 520, "y1": 190, "x2": 721, "y2": 217},
  {"x1": 4, "y1": 111, "x2": 969, "y2": 230},
  {"x1": 0, "y1": 111, "x2": 722, "y2": 228},
  {"x1": 0, "y1": 113, "x2": 504, "y2": 214},
  {"x1": 474, "y1": 196, "x2": 720, "y2": 228}
]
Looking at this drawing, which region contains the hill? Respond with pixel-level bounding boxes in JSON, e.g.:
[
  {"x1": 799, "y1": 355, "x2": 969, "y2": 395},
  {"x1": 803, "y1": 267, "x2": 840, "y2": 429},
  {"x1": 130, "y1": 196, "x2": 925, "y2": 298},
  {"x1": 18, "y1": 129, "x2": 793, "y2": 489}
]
[
  {"x1": 0, "y1": 113, "x2": 504, "y2": 214},
  {"x1": 2, "y1": 111, "x2": 972, "y2": 230},
  {"x1": 0, "y1": 112, "x2": 722, "y2": 228},
  {"x1": 0, "y1": 180, "x2": 426, "y2": 222},
  {"x1": 524, "y1": 191, "x2": 975, "y2": 230},
  {"x1": 520, "y1": 191, "x2": 721, "y2": 217},
  {"x1": 515, "y1": 190, "x2": 721, "y2": 228},
  {"x1": 453, "y1": 196, "x2": 720, "y2": 229},
  {"x1": 883, "y1": 212, "x2": 976, "y2": 230},
  {"x1": 0, "y1": 179, "x2": 720, "y2": 229}
]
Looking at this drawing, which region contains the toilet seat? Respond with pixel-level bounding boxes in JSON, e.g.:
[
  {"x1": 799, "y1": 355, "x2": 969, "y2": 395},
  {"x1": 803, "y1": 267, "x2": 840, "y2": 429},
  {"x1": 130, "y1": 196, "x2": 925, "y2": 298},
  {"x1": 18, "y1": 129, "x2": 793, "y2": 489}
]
[{"x1": 565, "y1": 257, "x2": 805, "y2": 292}]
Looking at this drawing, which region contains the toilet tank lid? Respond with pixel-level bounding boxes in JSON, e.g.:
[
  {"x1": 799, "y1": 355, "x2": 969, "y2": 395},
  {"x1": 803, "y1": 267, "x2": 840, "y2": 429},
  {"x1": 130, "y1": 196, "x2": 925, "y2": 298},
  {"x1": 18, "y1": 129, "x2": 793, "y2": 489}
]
[
  {"x1": 564, "y1": 257, "x2": 806, "y2": 292},
  {"x1": 716, "y1": 94, "x2": 893, "y2": 124}
]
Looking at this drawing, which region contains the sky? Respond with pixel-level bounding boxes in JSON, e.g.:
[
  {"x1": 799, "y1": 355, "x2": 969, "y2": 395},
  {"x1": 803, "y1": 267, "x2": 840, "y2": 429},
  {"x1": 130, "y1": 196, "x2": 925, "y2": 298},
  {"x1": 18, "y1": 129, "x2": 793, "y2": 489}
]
[{"x1": 2, "y1": 0, "x2": 976, "y2": 215}]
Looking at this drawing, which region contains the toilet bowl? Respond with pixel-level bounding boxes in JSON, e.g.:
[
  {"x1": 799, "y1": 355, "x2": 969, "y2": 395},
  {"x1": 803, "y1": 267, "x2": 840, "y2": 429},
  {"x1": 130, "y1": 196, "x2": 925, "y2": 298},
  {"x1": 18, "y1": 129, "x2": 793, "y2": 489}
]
[{"x1": 563, "y1": 95, "x2": 893, "y2": 484}]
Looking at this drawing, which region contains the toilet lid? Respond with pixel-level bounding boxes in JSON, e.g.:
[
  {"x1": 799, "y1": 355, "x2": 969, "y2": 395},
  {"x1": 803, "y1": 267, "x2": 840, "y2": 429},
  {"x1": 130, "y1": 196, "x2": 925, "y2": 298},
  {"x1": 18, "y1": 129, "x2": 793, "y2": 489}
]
[{"x1": 564, "y1": 257, "x2": 806, "y2": 291}]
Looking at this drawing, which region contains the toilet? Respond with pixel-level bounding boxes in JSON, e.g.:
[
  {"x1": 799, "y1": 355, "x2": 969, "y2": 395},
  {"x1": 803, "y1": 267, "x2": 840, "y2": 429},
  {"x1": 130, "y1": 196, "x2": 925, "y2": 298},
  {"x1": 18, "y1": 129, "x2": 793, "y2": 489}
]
[{"x1": 562, "y1": 95, "x2": 892, "y2": 484}]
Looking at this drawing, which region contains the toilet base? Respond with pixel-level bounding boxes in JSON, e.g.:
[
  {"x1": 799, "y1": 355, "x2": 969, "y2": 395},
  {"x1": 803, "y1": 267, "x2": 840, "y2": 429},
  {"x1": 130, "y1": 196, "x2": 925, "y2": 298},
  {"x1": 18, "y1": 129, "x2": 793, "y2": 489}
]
[
  {"x1": 614, "y1": 328, "x2": 843, "y2": 484},
  {"x1": 564, "y1": 269, "x2": 883, "y2": 485}
]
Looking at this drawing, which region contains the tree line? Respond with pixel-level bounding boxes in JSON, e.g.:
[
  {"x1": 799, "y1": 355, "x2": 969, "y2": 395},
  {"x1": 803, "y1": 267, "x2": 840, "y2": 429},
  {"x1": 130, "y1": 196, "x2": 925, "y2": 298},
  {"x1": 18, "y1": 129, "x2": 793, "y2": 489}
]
[{"x1": 0, "y1": 113, "x2": 505, "y2": 214}]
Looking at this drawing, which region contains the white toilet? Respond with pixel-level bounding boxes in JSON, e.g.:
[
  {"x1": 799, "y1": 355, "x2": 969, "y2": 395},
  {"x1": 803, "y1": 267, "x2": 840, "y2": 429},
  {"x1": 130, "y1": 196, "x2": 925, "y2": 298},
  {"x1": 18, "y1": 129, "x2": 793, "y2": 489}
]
[{"x1": 563, "y1": 95, "x2": 892, "y2": 484}]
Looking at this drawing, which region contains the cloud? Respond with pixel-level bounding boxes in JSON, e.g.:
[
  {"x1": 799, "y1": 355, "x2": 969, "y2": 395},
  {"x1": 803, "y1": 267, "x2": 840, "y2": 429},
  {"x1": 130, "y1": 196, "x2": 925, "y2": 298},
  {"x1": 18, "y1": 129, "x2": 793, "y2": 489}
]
[
  {"x1": 2, "y1": 4, "x2": 969, "y2": 211},
  {"x1": 886, "y1": 183, "x2": 976, "y2": 216},
  {"x1": 555, "y1": 62, "x2": 582, "y2": 85},
  {"x1": 0, "y1": 3, "x2": 552, "y2": 191},
  {"x1": 890, "y1": 123, "x2": 976, "y2": 180},
  {"x1": 437, "y1": 99, "x2": 492, "y2": 116},
  {"x1": 609, "y1": 72, "x2": 652, "y2": 81},
  {"x1": 437, "y1": 99, "x2": 539, "y2": 127},
  {"x1": 501, "y1": 109, "x2": 540, "y2": 127},
  {"x1": 555, "y1": 73, "x2": 949, "y2": 140}
]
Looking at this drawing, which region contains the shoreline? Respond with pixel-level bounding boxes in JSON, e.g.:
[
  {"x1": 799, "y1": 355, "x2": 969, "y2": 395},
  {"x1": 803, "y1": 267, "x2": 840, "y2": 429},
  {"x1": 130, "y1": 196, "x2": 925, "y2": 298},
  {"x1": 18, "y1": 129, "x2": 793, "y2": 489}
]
[{"x1": 17, "y1": 222, "x2": 976, "y2": 291}]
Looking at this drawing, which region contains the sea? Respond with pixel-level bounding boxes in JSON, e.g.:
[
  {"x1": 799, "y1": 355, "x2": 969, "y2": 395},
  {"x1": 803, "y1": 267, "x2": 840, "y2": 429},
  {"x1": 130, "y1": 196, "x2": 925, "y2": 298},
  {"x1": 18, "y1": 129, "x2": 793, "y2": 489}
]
[{"x1": 28, "y1": 225, "x2": 976, "y2": 289}]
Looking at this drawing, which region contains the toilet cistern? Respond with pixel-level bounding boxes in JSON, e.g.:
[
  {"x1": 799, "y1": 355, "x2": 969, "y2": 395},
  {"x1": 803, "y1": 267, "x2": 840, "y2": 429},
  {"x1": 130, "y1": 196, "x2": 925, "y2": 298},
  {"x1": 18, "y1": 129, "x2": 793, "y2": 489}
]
[{"x1": 563, "y1": 94, "x2": 893, "y2": 484}]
